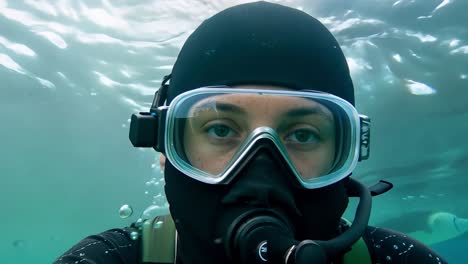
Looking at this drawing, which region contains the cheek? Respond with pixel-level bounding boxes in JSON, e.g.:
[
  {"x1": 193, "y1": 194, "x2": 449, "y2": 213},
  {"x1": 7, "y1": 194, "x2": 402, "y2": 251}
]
[
  {"x1": 159, "y1": 155, "x2": 166, "y2": 171},
  {"x1": 317, "y1": 140, "x2": 336, "y2": 174},
  {"x1": 183, "y1": 134, "x2": 233, "y2": 175},
  {"x1": 322, "y1": 143, "x2": 336, "y2": 171},
  {"x1": 294, "y1": 143, "x2": 336, "y2": 179},
  {"x1": 295, "y1": 157, "x2": 322, "y2": 179},
  {"x1": 184, "y1": 134, "x2": 206, "y2": 168}
]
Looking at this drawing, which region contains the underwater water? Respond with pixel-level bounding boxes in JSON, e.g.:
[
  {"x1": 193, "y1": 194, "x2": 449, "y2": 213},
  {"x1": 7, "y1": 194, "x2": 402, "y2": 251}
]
[{"x1": 1, "y1": 0, "x2": 467, "y2": 263}]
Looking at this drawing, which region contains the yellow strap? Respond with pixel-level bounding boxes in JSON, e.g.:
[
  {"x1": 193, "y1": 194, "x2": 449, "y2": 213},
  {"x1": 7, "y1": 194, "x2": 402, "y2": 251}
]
[
  {"x1": 343, "y1": 237, "x2": 372, "y2": 264},
  {"x1": 141, "y1": 215, "x2": 176, "y2": 264},
  {"x1": 341, "y1": 217, "x2": 372, "y2": 264}
]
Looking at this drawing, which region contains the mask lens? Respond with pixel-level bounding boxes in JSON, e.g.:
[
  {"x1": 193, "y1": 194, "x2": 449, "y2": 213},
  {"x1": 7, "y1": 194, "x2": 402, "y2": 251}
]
[
  {"x1": 166, "y1": 88, "x2": 359, "y2": 188},
  {"x1": 173, "y1": 94, "x2": 244, "y2": 175}
]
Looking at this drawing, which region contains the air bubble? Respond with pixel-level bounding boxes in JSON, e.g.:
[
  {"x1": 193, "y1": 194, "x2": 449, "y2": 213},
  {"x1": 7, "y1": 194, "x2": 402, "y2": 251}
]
[
  {"x1": 386, "y1": 256, "x2": 391, "y2": 260},
  {"x1": 135, "y1": 218, "x2": 144, "y2": 228},
  {"x1": 130, "y1": 231, "x2": 139, "y2": 240},
  {"x1": 119, "y1": 204, "x2": 133, "y2": 219},
  {"x1": 393, "y1": 244, "x2": 398, "y2": 250},
  {"x1": 142, "y1": 204, "x2": 169, "y2": 219}
]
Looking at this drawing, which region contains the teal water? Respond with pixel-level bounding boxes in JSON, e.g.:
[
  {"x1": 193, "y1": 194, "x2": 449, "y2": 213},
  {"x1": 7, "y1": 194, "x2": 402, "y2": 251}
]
[{"x1": 1, "y1": 0, "x2": 467, "y2": 263}]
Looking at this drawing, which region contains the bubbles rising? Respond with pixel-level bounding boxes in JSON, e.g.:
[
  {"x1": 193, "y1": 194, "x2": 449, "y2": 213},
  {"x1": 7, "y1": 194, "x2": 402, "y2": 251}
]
[
  {"x1": 141, "y1": 204, "x2": 170, "y2": 220},
  {"x1": 130, "y1": 231, "x2": 139, "y2": 240},
  {"x1": 119, "y1": 204, "x2": 133, "y2": 219}
]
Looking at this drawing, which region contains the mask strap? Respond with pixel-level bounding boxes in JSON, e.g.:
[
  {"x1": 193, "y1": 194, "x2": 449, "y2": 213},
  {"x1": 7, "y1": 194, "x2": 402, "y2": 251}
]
[{"x1": 152, "y1": 74, "x2": 171, "y2": 110}]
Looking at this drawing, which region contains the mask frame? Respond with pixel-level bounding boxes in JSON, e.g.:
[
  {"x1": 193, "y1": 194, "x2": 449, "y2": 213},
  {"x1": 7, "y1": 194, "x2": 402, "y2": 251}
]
[{"x1": 129, "y1": 75, "x2": 371, "y2": 189}]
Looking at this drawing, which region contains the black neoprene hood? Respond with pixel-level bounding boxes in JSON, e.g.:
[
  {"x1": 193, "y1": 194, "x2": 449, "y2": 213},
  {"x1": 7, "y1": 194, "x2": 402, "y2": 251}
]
[
  {"x1": 163, "y1": 3, "x2": 354, "y2": 263},
  {"x1": 167, "y1": 1, "x2": 355, "y2": 105}
]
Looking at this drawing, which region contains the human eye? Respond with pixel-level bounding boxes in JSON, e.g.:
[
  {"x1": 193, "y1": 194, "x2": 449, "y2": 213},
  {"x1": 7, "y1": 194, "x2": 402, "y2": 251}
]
[
  {"x1": 204, "y1": 122, "x2": 238, "y2": 140},
  {"x1": 284, "y1": 127, "x2": 321, "y2": 146}
]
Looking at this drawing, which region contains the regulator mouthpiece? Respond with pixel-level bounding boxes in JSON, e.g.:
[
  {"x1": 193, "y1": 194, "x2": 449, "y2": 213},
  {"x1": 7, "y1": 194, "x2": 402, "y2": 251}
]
[
  {"x1": 226, "y1": 178, "x2": 373, "y2": 264},
  {"x1": 225, "y1": 209, "x2": 296, "y2": 264}
]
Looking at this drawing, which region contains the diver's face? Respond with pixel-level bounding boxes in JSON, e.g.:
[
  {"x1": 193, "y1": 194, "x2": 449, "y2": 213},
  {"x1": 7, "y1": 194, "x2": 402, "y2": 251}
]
[{"x1": 183, "y1": 85, "x2": 336, "y2": 179}]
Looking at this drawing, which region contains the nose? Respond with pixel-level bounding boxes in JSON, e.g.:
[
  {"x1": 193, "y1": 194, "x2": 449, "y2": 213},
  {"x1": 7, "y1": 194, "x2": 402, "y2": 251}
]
[{"x1": 221, "y1": 149, "x2": 300, "y2": 216}]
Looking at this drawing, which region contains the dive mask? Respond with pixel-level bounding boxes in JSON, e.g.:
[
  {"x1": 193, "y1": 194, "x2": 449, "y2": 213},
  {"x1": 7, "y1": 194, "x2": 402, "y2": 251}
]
[{"x1": 130, "y1": 86, "x2": 370, "y2": 190}]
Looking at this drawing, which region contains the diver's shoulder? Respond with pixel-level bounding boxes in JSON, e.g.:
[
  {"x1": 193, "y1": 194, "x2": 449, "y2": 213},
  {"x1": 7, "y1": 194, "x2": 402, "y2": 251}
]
[
  {"x1": 53, "y1": 227, "x2": 141, "y2": 264},
  {"x1": 363, "y1": 225, "x2": 448, "y2": 264}
]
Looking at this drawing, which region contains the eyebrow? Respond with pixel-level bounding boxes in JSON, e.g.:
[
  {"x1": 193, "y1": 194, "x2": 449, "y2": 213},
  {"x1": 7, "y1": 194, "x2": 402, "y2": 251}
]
[
  {"x1": 192, "y1": 102, "x2": 333, "y2": 123},
  {"x1": 192, "y1": 102, "x2": 248, "y2": 116},
  {"x1": 283, "y1": 107, "x2": 334, "y2": 123}
]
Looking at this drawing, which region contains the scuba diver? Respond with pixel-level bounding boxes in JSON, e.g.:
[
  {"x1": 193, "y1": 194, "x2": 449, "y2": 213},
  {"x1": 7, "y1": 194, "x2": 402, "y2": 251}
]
[{"x1": 55, "y1": 2, "x2": 449, "y2": 263}]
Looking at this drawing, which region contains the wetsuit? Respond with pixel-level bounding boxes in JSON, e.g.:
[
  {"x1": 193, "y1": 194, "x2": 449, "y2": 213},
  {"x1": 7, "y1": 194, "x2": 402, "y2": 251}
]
[{"x1": 54, "y1": 225, "x2": 447, "y2": 264}]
